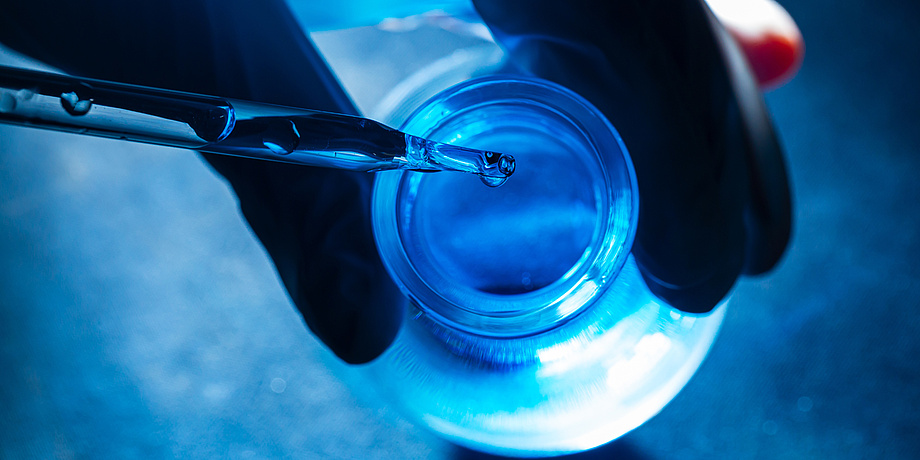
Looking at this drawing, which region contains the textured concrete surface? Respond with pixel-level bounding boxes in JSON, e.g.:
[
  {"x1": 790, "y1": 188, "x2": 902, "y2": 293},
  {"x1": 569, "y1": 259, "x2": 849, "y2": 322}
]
[{"x1": 2, "y1": 0, "x2": 919, "y2": 458}]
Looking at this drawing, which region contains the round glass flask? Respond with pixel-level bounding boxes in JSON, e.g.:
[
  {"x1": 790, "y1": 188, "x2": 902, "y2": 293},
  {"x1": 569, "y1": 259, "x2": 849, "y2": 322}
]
[{"x1": 369, "y1": 76, "x2": 726, "y2": 457}]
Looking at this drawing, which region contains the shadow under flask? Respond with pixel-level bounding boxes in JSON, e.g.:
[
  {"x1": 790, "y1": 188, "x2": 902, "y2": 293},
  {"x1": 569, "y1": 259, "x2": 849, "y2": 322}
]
[{"x1": 369, "y1": 76, "x2": 726, "y2": 457}]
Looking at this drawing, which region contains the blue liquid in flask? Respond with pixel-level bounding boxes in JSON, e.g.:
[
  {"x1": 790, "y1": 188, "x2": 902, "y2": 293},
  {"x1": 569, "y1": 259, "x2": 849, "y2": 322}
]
[{"x1": 370, "y1": 76, "x2": 725, "y2": 457}]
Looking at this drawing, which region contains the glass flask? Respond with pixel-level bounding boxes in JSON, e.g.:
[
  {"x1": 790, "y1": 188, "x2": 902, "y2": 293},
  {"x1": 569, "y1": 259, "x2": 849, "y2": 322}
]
[{"x1": 367, "y1": 75, "x2": 727, "y2": 457}]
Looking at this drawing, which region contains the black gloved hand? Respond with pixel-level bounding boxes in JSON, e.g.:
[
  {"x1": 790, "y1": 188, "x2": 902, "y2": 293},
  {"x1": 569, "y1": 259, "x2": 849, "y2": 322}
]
[
  {"x1": 473, "y1": 0, "x2": 793, "y2": 313},
  {"x1": 0, "y1": 0, "x2": 401, "y2": 363}
]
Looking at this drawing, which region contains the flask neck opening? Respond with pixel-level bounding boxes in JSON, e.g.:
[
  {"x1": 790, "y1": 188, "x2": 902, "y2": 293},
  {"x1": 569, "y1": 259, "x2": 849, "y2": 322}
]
[{"x1": 373, "y1": 76, "x2": 637, "y2": 336}]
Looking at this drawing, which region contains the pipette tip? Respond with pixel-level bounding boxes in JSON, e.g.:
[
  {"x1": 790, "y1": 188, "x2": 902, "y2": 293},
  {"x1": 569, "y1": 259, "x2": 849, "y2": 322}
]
[
  {"x1": 478, "y1": 150, "x2": 515, "y2": 187},
  {"x1": 404, "y1": 135, "x2": 516, "y2": 187}
]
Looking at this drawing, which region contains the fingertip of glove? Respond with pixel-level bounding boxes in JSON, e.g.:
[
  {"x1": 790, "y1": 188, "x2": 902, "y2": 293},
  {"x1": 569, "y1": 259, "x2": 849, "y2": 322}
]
[
  {"x1": 636, "y1": 227, "x2": 746, "y2": 314},
  {"x1": 294, "y1": 249, "x2": 403, "y2": 365},
  {"x1": 327, "y1": 322, "x2": 396, "y2": 365},
  {"x1": 306, "y1": 293, "x2": 403, "y2": 365},
  {"x1": 638, "y1": 255, "x2": 741, "y2": 314}
]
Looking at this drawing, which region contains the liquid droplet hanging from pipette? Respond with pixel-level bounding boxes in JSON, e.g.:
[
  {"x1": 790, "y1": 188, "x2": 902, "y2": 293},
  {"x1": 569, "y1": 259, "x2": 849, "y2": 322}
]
[
  {"x1": 404, "y1": 135, "x2": 515, "y2": 188},
  {"x1": 479, "y1": 150, "x2": 516, "y2": 187},
  {"x1": 479, "y1": 175, "x2": 508, "y2": 188}
]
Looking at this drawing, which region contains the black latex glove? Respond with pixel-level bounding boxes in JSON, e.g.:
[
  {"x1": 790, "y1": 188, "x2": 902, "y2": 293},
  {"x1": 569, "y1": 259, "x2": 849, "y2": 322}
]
[
  {"x1": 0, "y1": 0, "x2": 401, "y2": 363},
  {"x1": 472, "y1": 0, "x2": 792, "y2": 312},
  {"x1": 0, "y1": 0, "x2": 791, "y2": 363}
]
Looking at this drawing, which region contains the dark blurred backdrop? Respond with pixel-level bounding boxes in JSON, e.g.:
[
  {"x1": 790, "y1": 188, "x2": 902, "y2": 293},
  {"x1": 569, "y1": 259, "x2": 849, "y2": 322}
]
[{"x1": 2, "y1": 0, "x2": 919, "y2": 458}]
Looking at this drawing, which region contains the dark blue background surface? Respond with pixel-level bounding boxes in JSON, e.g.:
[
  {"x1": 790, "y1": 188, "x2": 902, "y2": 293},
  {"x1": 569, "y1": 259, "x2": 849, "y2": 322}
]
[{"x1": 2, "y1": 0, "x2": 919, "y2": 457}]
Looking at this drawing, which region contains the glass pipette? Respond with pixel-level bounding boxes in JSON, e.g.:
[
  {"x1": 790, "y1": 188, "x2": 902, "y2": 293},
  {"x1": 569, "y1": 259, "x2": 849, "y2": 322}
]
[{"x1": 0, "y1": 65, "x2": 515, "y2": 186}]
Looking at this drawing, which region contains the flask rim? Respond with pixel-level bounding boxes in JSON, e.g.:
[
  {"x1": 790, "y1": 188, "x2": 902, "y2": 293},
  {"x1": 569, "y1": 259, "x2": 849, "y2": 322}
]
[{"x1": 372, "y1": 75, "x2": 638, "y2": 336}]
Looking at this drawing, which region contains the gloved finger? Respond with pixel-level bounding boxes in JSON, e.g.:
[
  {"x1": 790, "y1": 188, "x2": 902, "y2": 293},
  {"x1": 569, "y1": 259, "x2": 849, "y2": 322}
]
[
  {"x1": 709, "y1": 11, "x2": 793, "y2": 276},
  {"x1": 706, "y1": 0, "x2": 805, "y2": 89},
  {"x1": 0, "y1": 0, "x2": 401, "y2": 363},
  {"x1": 473, "y1": 0, "x2": 791, "y2": 313}
]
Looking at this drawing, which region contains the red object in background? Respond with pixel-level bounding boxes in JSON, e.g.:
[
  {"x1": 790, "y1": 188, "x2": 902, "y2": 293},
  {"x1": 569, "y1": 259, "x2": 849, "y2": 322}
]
[
  {"x1": 706, "y1": 0, "x2": 805, "y2": 90},
  {"x1": 731, "y1": 28, "x2": 804, "y2": 90}
]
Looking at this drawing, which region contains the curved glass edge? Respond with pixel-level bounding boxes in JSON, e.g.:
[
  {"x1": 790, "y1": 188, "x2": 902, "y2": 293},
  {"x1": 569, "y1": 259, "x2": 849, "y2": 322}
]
[
  {"x1": 372, "y1": 75, "x2": 639, "y2": 336},
  {"x1": 365, "y1": 258, "x2": 728, "y2": 456},
  {"x1": 370, "y1": 45, "x2": 505, "y2": 124}
]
